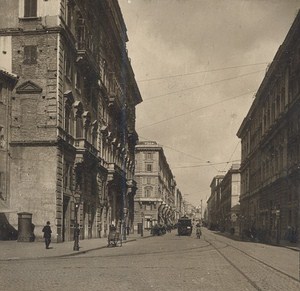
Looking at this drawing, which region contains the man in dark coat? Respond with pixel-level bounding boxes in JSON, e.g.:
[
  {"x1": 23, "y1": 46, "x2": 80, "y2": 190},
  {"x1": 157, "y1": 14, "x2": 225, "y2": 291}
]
[{"x1": 42, "y1": 221, "x2": 52, "y2": 249}]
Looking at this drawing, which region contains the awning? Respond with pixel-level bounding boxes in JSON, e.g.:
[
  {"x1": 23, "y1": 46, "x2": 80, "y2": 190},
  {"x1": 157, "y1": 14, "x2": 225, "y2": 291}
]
[{"x1": 0, "y1": 199, "x2": 16, "y2": 213}]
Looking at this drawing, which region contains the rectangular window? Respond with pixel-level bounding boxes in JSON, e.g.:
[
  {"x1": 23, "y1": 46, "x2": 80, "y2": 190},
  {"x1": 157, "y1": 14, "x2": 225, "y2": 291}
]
[
  {"x1": 63, "y1": 164, "x2": 74, "y2": 191},
  {"x1": 0, "y1": 172, "x2": 5, "y2": 196},
  {"x1": 66, "y1": 2, "x2": 72, "y2": 27},
  {"x1": 0, "y1": 83, "x2": 3, "y2": 102},
  {"x1": 0, "y1": 126, "x2": 4, "y2": 149},
  {"x1": 24, "y1": 46, "x2": 37, "y2": 64},
  {"x1": 75, "y1": 70, "x2": 81, "y2": 91},
  {"x1": 91, "y1": 177, "x2": 97, "y2": 196},
  {"x1": 65, "y1": 57, "x2": 72, "y2": 80},
  {"x1": 145, "y1": 152, "x2": 152, "y2": 160},
  {"x1": 146, "y1": 164, "x2": 152, "y2": 172},
  {"x1": 145, "y1": 188, "x2": 152, "y2": 198},
  {"x1": 24, "y1": 0, "x2": 37, "y2": 17},
  {"x1": 147, "y1": 177, "x2": 151, "y2": 184}
]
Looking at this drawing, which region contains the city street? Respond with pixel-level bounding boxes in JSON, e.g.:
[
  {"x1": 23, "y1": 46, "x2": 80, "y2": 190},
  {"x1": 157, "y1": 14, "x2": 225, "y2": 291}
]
[{"x1": 0, "y1": 228, "x2": 299, "y2": 291}]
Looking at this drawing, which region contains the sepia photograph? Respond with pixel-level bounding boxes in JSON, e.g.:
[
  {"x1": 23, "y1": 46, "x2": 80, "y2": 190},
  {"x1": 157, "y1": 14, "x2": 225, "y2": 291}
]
[{"x1": 0, "y1": 0, "x2": 300, "y2": 290}]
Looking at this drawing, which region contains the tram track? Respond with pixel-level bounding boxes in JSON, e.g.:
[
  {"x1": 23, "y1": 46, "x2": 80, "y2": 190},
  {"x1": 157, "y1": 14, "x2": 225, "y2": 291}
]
[
  {"x1": 59, "y1": 232, "x2": 300, "y2": 290},
  {"x1": 204, "y1": 234, "x2": 300, "y2": 282},
  {"x1": 73, "y1": 239, "x2": 212, "y2": 259},
  {"x1": 203, "y1": 235, "x2": 262, "y2": 290},
  {"x1": 203, "y1": 234, "x2": 300, "y2": 290}
]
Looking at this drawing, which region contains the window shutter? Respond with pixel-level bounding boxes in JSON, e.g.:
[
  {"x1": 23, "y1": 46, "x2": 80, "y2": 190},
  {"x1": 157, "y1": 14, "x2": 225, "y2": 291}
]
[
  {"x1": 24, "y1": 46, "x2": 37, "y2": 64},
  {"x1": 24, "y1": 0, "x2": 37, "y2": 17}
]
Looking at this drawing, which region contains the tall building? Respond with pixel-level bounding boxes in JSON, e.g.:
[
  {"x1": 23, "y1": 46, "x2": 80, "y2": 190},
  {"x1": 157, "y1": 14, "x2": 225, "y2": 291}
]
[
  {"x1": 134, "y1": 141, "x2": 177, "y2": 231},
  {"x1": 219, "y1": 164, "x2": 241, "y2": 234},
  {"x1": 207, "y1": 175, "x2": 224, "y2": 230},
  {"x1": 0, "y1": 0, "x2": 142, "y2": 242},
  {"x1": 237, "y1": 11, "x2": 300, "y2": 244},
  {"x1": 0, "y1": 69, "x2": 19, "y2": 240}
]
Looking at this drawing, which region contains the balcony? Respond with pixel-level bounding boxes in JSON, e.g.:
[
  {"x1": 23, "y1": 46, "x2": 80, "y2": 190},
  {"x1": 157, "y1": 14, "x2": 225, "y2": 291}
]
[
  {"x1": 287, "y1": 163, "x2": 300, "y2": 175},
  {"x1": 58, "y1": 127, "x2": 75, "y2": 148},
  {"x1": 107, "y1": 163, "x2": 126, "y2": 187},
  {"x1": 76, "y1": 42, "x2": 100, "y2": 78},
  {"x1": 74, "y1": 138, "x2": 98, "y2": 162}
]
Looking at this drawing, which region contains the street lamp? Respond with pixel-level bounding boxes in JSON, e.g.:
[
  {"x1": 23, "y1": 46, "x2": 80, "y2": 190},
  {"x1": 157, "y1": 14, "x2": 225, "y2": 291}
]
[
  {"x1": 123, "y1": 207, "x2": 128, "y2": 240},
  {"x1": 73, "y1": 190, "x2": 81, "y2": 251}
]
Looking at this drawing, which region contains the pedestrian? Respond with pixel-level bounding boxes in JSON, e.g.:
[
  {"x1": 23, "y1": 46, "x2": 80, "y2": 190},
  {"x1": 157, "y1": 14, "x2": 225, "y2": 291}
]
[
  {"x1": 196, "y1": 223, "x2": 202, "y2": 238},
  {"x1": 42, "y1": 221, "x2": 52, "y2": 249}
]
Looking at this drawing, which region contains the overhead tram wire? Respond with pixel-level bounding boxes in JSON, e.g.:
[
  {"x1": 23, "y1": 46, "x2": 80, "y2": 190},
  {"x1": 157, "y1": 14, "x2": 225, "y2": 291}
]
[
  {"x1": 138, "y1": 62, "x2": 269, "y2": 83},
  {"x1": 138, "y1": 135, "x2": 220, "y2": 171},
  {"x1": 172, "y1": 159, "x2": 241, "y2": 169},
  {"x1": 137, "y1": 90, "x2": 257, "y2": 130},
  {"x1": 221, "y1": 141, "x2": 241, "y2": 172},
  {"x1": 143, "y1": 69, "x2": 265, "y2": 102}
]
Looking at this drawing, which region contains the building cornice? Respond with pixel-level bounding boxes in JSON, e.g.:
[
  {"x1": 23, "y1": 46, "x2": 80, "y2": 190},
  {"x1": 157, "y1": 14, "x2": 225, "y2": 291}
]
[{"x1": 10, "y1": 140, "x2": 57, "y2": 147}]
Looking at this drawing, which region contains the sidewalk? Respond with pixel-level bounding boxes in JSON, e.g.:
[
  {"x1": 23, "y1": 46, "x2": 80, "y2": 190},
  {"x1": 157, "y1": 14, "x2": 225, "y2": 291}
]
[
  {"x1": 0, "y1": 231, "x2": 152, "y2": 261},
  {"x1": 213, "y1": 230, "x2": 300, "y2": 252}
]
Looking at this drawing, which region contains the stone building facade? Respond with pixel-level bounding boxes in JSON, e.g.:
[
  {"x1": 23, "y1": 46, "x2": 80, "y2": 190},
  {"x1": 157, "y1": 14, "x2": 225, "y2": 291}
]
[
  {"x1": 219, "y1": 164, "x2": 241, "y2": 234},
  {"x1": 207, "y1": 175, "x2": 224, "y2": 230},
  {"x1": 134, "y1": 141, "x2": 177, "y2": 231},
  {"x1": 174, "y1": 188, "x2": 183, "y2": 221},
  {"x1": 237, "y1": 11, "x2": 300, "y2": 243},
  {"x1": 0, "y1": 70, "x2": 19, "y2": 240},
  {"x1": 0, "y1": 0, "x2": 142, "y2": 242}
]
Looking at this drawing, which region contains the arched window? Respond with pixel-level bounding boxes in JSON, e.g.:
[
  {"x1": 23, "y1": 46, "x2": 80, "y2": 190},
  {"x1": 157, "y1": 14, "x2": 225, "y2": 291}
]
[
  {"x1": 82, "y1": 111, "x2": 91, "y2": 141},
  {"x1": 64, "y1": 91, "x2": 74, "y2": 135},
  {"x1": 144, "y1": 186, "x2": 153, "y2": 198},
  {"x1": 91, "y1": 120, "x2": 98, "y2": 147},
  {"x1": 73, "y1": 101, "x2": 83, "y2": 138}
]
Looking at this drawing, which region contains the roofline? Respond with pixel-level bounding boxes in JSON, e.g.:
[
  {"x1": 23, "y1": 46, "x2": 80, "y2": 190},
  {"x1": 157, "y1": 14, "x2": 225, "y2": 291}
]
[{"x1": 237, "y1": 9, "x2": 300, "y2": 137}]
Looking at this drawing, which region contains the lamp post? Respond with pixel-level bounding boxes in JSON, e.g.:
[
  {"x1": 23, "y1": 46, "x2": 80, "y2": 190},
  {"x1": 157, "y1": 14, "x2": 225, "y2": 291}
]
[
  {"x1": 141, "y1": 211, "x2": 144, "y2": 237},
  {"x1": 123, "y1": 207, "x2": 127, "y2": 241},
  {"x1": 73, "y1": 191, "x2": 81, "y2": 251}
]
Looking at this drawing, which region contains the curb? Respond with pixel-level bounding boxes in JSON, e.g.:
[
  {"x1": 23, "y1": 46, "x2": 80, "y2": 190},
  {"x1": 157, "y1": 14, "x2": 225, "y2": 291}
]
[
  {"x1": 213, "y1": 230, "x2": 300, "y2": 252},
  {"x1": 0, "y1": 237, "x2": 153, "y2": 261},
  {"x1": 60, "y1": 238, "x2": 138, "y2": 258}
]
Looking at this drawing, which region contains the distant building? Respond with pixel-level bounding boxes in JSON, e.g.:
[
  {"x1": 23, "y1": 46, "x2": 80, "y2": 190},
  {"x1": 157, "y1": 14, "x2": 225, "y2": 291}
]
[
  {"x1": 219, "y1": 164, "x2": 241, "y2": 235},
  {"x1": 237, "y1": 11, "x2": 300, "y2": 243},
  {"x1": 207, "y1": 175, "x2": 224, "y2": 230},
  {"x1": 134, "y1": 141, "x2": 176, "y2": 230}
]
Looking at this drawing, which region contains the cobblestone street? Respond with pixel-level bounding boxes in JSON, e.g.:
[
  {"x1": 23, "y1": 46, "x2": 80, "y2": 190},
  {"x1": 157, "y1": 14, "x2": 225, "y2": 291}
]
[{"x1": 0, "y1": 229, "x2": 299, "y2": 291}]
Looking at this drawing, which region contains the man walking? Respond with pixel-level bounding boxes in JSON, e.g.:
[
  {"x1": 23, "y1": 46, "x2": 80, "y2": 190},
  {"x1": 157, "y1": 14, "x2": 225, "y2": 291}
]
[{"x1": 42, "y1": 221, "x2": 52, "y2": 249}]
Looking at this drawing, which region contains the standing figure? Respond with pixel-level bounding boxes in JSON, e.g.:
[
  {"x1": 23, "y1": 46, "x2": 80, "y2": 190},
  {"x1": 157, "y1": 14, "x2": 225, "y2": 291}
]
[
  {"x1": 42, "y1": 221, "x2": 52, "y2": 249},
  {"x1": 196, "y1": 223, "x2": 202, "y2": 239}
]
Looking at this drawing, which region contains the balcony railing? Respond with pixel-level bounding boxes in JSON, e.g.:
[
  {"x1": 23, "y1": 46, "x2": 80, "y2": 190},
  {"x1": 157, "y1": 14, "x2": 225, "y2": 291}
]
[
  {"x1": 58, "y1": 127, "x2": 75, "y2": 147},
  {"x1": 76, "y1": 42, "x2": 100, "y2": 78},
  {"x1": 74, "y1": 138, "x2": 98, "y2": 158}
]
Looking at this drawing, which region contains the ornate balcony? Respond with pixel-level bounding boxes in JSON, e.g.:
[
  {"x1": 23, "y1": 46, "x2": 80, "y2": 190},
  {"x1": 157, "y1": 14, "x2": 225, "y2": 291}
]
[
  {"x1": 58, "y1": 127, "x2": 75, "y2": 149},
  {"x1": 76, "y1": 41, "x2": 100, "y2": 79},
  {"x1": 74, "y1": 138, "x2": 98, "y2": 162}
]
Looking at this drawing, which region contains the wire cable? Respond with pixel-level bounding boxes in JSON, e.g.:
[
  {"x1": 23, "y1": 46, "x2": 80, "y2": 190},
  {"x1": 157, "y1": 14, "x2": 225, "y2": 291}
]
[
  {"x1": 143, "y1": 69, "x2": 264, "y2": 102},
  {"x1": 138, "y1": 62, "x2": 269, "y2": 83},
  {"x1": 173, "y1": 159, "x2": 241, "y2": 169},
  {"x1": 221, "y1": 141, "x2": 241, "y2": 172},
  {"x1": 137, "y1": 90, "x2": 256, "y2": 130},
  {"x1": 138, "y1": 135, "x2": 219, "y2": 171}
]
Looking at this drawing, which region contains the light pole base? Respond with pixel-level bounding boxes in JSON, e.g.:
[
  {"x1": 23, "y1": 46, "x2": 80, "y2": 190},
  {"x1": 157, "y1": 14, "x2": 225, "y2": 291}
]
[{"x1": 73, "y1": 236, "x2": 79, "y2": 251}]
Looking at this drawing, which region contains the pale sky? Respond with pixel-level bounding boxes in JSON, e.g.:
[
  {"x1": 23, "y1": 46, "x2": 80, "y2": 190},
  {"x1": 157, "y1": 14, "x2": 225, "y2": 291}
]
[{"x1": 119, "y1": 0, "x2": 300, "y2": 207}]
